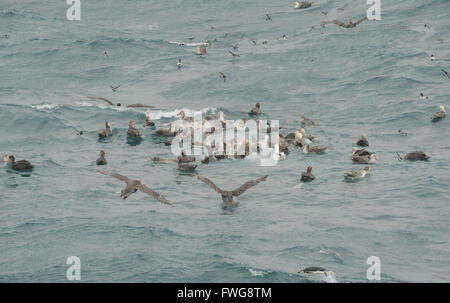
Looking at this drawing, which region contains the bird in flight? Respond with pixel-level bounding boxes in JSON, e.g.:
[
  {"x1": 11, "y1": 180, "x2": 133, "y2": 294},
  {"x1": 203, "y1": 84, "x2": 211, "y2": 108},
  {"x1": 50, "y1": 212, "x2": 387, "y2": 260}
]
[
  {"x1": 219, "y1": 72, "x2": 227, "y2": 82},
  {"x1": 190, "y1": 174, "x2": 268, "y2": 206},
  {"x1": 98, "y1": 170, "x2": 172, "y2": 205},
  {"x1": 322, "y1": 17, "x2": 369, "y2": 28},
  {"x1": 229, "y1": 50, "x2": 240, "y2": 57},
  {"x1": 266, "y1": 14, "x2": 272, "y2": 22},
  {"x1": 110, "y1": 85, "x2": 120, "y2": 92},
  {"x1": 442, "y1": 69, "x2": 450, "y2": 79}
]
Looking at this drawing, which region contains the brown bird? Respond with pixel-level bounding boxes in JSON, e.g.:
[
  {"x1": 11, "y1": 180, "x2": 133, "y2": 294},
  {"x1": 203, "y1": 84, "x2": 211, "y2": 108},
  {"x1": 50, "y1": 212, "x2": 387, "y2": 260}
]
[
  {"x1": 219, "y1": 72, "x2": 227, "y2": 82},
  {"x1": 96, "y1": 150, "x2": 107, "y2": 165},
  {"x1": 344, "y1": 166, "x2": 372, "y2": 180},
  {"x1": 177, "y1": 157, "x2": 197, "y2": 172},
  {"x1": 98, "y1": 121, "x2": 113, "y2": 137},
  {"x1": 98, "y1": 170, "x2": 172, "y2": 205},
  {"x1": 356, "y1": 133, "x2": 369, "y2": 147},
  {"x1": 431, "y1": 105, "x2": 446, "y2": 122},
  {"x1": 127, "y1": 120, "x2": 143, "y2": 137},
  {"x1": 300, "y1": 115, "x2": 315, "y2": 126},
  {"x1": 302, "y1": 144, "x2": 327, "y2": 154},
  {"x1": 322, "y1": 17, "x2": 369, "y2": 28},
  {"x1": 397, "y1": 152, "x2": 430, "y2": 161},
  {"x1": 301, "y1": 166, "x2": 315, "y2": 182},
  {"x1": 195, "y1": 44, "x2": 207, "y2": 55},
  {"x1": 249, "y1": 102, "x2": 262, "y2": 115},
  {"x1": 294, "y1": 2, "x2": 313, "y2": 9},
  {"x1": 144, "y1": 116, "x2": 155, "y2": 127},
  {"x1": 2, "y1": 155, "x2": 34, "y2": 171},
  {"x1": 191, "y1": 174, "x2": 268, "y2": 206}
]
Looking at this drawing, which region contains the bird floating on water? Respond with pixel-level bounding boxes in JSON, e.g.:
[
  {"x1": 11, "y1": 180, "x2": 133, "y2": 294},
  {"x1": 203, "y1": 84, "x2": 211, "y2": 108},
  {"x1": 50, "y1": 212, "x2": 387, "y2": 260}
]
[
  {"x1": 127, "y1": 120, "x2": 144, "y2": 138},
  {"x1": 352, "y1": 154, "x2": 377, "y2": 164},
  {"x1": 190, "y1": 174, "x2": 268, "y2": 206},
  {"x1": 177, "y1": 58, "x2": 183, "y2": 68},
  {"x1": 76, "y1": 130, "x2": 83, "y2": 136},
  {"x1": 98, "y1": 121, "x2": 113, "y2": 137},
  {"x1": 300, "y1": 115, "x2": 315, "y2": 126},
  {"x1": 430, "y1": 54, "x2": 435, "y2": 62},
  {"x1": 294, "y1": 1, "x2": 313, "y2": 9},
  {"x1": 419, "y1": 93, "x2": 429, "y2": 100},
  {"x1": 356, "y1": 133, "x2": 369, "y2": 147},
  {"x1": 98, "y1": 170, "x2": 172, "y2": 205},
  {"x1": 144, "y1": 116, "x2": 155, "y2": 127},
  {"x1": 177, "y1": 157, "x2": 197, "y2": 172},
  {"x1": 96, "y1": 151, "x2": 107, "y2": 165},
  {"x1": 301, "y1": 166, "x2": 315, "y2": 182},
  {"x1": 2, "y1": 155, "x2": 34, "y2": 171},
  {"x1": 397, "y1": 152, "x2": 429, "y2": 161},
  {"x1": 344, "y1": 166, "x2": 371, "y2": 180},
  {"x1": 431, "y1": 105, "x2": 446, "y2": 122},
  {"x1": 195, "y1": 44, "x2": 207, "y2": 56},
  {"x1": 249, "y1": 102, "x2": 262, "y2": 115},
  {"x1": 302, "y1": 144, "x2": 327, "y2": 154}
]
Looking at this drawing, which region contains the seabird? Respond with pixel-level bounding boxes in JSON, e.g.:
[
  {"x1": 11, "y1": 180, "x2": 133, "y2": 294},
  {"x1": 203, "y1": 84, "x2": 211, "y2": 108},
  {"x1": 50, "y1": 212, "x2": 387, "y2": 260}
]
[
  {"x1": 88, "y1": 96, "x2": 121, "y2": 107},
  {"x1": 190, "y1": 174, "x2": 268, "y2": 206},
  {"x1": 177, "y1": 157, "x2": 197, "y2": 172},
  {"x1": 344, "y1": 166, "x2": 372, "y2": 180},
  {"x1": 298, "y1": 267, "x2": 327, "y2": 275},
  {"x1": 302, "y1": 144, "x2": 327, "y2": 154},
  {"x1": 152, "y1": 156, "x2": 177, "y2": 164},
  {"x1": 195, "y1": 44, "x2": 207, "y2": 56},
  {"x1": 201, "y1": 154, "x2": 217, "y2": 164},
  {"x1": 300, "y1": 115, "x2": 315, "y2": 126},
  {"x1": 2, "y1": 155, "x2": 34, "y2": 171},
  {"x1": 431, "y1": 105, "x2": 446, "y2": 121},
  {"x1": 229, "y1": 50, "x2": 240, "y2": 57},
  {"x1": 104, "y1": 51, "x2": 108, "y2": 57},
  {"x1": 153, "y1": 128, "x2": 180, "y2": 137},
  {"x1": 177, "y1": 58, "x2": 183, "y2": 68},
  {"x1": 127, "y1": 120, "x2": 143, "y2": 137},
  {"x1": 219, "y1": 72, "x2": 227, "y2": 82},
  {"x1": 282, "y1": 34, "x2": 287, "y2": 40},
  {"x1": 98, "y1": 121, "x2": 113, "y2": 137},
  {"x1": 352, "y1": 154, "x2": 377, "y2": 164},
  {"x1": 442, "y1": 69, "x2": 450, "y2": 79},
  {"x1": 266, "y1": 14, "x2": 272, "y2": 22},
  {"x1": 98, "y1": 170, "x2": 172, "y2": 205},
  {"x1": 110, "y1": 85, "x2": 120, "y2": 92},
  {"x1": 249, "y1": 102, "x2": 262, "y2": 115},
  {"x1": 397, "y1": 129, "x2": 408, "y2": 136},
  {"x1": 232, "y1": 43, "x2": 239, "y2": 50},
  {"x1": 96, "y1": 150, "x2": 107, "y2": 165},
  {"x1": 144, "y1": 116, "x2": 155, "y2": 127},
  {"x1": 430, "y1": 54, "x2": 435, "y2": 61},
  {"x1": 177, "y1": 110, "x2": 194, "y2": 123},
  {"x1": 356, "y1": 133, "x2": 369, "y2": 147},
  {"x1": 179, "y1": 151, "x2": 195, "y2": 162},
  {"x1": 352, "y1": 147, "x2": 373, "y2": 157},
  {"x1": 301, "y1": 166, "x2": 315, "y2": 182},
  {"x1": 397, "y1": 152, "x2": 430, "y2": 161},
  {"x1": 127, "y1": 104, "x2": 154, "y2": 108},
  {"x1": 322, "y1": 17, "x2": 369, "y2": 28},
  {"x1": 294, "y1": 2, "x2": 313, "y2": 9},
  {"x1": 420, "y1": 93, "x2": 429, "y2": 100},
  {"x1": 76, "y1": 130, "x2": 83, "y2": 136}
]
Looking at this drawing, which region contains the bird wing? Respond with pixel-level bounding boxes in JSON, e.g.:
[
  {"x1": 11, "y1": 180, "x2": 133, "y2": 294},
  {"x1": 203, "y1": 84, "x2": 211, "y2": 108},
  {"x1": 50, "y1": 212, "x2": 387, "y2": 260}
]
[
  {"x1": 191, "y1": 174, "x2": 225, "y2": 194},
  {"x1": 88, "y1": 96, "x2": 114, "y2": 106},
  {"x1": 127, "y1": 104, "x2": 154, "y2": 108},
  {"x1": 98, "y1": 170, "x2": 131, "y2": 184},
  {"x1": 345, "y1": 171, "x2": 359, "y2": 178},
  {"x1": 231, "y1": 175, "x2": 268, "y2": 197},
  {"x1": 138, "y1": 184, "x2": 173, "y2": 206},
  {"x1": 322, "y1": 20, "x2": 345, "y2": 26},
  {"x1": 441, "y1": 69, "x2": 449, "y2": 78},
  {"x1": 355, "y1": 17, "x2": 368, "y2": 25},
  {"x1": 229, "y1": 50, "x2": 240, "y2": 57}
]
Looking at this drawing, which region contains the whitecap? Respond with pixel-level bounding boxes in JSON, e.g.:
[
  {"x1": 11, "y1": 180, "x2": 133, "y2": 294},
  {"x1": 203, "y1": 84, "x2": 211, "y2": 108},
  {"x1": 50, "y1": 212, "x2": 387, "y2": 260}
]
[{"x1": 31, "y1": 104, "x2": 59, "y2": 111}]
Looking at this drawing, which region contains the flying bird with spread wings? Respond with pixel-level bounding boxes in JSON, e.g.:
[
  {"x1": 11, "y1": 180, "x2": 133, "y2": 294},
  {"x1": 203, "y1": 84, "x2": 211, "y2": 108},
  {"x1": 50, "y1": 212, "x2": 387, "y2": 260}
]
[{"x1": 322, "y1": 17, "x2": 369, "y2": 28}]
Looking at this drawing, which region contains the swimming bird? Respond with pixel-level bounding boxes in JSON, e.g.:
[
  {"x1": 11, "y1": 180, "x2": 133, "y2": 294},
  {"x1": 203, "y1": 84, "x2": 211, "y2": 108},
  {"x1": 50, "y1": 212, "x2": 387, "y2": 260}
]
[
  {"x1": 177, "y1": 157, "x2": 197, "y2": 172},
  {"x1": 430, "y1": 54, "x2": 435, "y2": 62},
  {"x1": 154, "y1": 128, "x2": 180, "y2": 137},
  {"x1": 96, "y1": 151, "x2": 107, "y2": 165},
  {"x1": 322, "y1": 17, "x2": 369, "y2": 28},
  {"x1": 301, "y1": 166, "x2": 315, "y2": 182},
  {"x1": 179, "y1": 151, "x2": 195, "y2": 162},
  {"x1": 201, "y1": 154, "x2": 217, "y2": 164},
  {"x1": 398, "y1": 152, "x2": 430, "y2": 161},
  {"x1": 302, "y1": 144, "x2": 327, "y2": 154},
  {"x1": 229, "y1": 50, "x2": 240, "y2": 57},
  {"x1": 352, "y1": 154, "x2": 377, "y2": 164},
  {"x1": 298, "y1": 267, "x2": 327, "y2": 275},
  {"x1": 98, "y1": 170, "x2": 172, "y2": 205},
  {"x1": 76, "y1": 130, "x2": 83, "y2": 136},
  {"x1": 190, "y1": 174, "x2": 268, "y2": 206},
  {"x1": 232, "y1": 43, "x2": 239, "y2": 50},
  {"x1": 300, "y1": 115, "x2": 315, "y2": 126},
  {"x1": 110, "y1": 85, "x2": 120, "y2": 92},
  {"x1": 249, "y1": 102, "x2": 262, "y2": 115},
  {"x1": 219, "y1": 72, "x2": 227, "y2": 82},
  {"x1": 352, "y1": 147, "x2": 373, "y2": 157},
  {"x1": 144, "y1": 116, "x2": 155, "y2": 127},
  {"x1": 177, "y1": 58, "x2": 183, "y2": 68},
  {"x1": 442, "y1": 69, "x2": 449, "y2": 79},
  {"x1": 431, "y1": 105, "x2": 446, "y2": 121},
  {"x1": 104, "y1": 51, "x2": 108, "y2": 57},
  {"x1": 2, "y1": 155, "x2": 34, "y2": 171},
  {"x1": 397, "y1": 129, "x2": 408, "y2": 136},
  {"x1": 294, "y1": 2, "x2": 313, "y2": 9},
  {"x1": 127, "y1": 120, "x2": 143, "y2": 137},
  {"x1": 88, "y1": 96, "x2": 121, "y2": 107},
  {"x1": 356, "y1": 133, "x2": 369, "y2": 147},
  {"x1": 195, "y1": 44, "x2": 207, "y2": 55},
  {"x1": 344, "y1": 166, "x2": 371, "y2": 180},
  {"x1": 419, "y1": 93, "x2": 429, "y2": 100},
  {"x1": 282, "y1": 34, "x2": 287, "y2": 40},
  {"x1": 152, "y1": 157, "x2": 177, "y2": 164},
  {"x1": 98, "y1": 121, "x2": 113, "y2": 137}
]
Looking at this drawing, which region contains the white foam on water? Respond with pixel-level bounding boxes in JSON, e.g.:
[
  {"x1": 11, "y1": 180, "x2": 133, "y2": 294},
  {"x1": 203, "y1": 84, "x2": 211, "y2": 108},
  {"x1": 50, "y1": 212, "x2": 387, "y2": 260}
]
[
  {"x1": 31, "y1": 104, "x2": 59, "y2": 111},
  {"x1": 249, "y1": 268, "x2": 266, "y2": 277}
]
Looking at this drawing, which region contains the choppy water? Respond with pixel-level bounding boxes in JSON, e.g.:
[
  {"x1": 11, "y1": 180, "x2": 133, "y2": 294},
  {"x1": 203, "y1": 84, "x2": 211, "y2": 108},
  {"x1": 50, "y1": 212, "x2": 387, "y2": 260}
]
[{"x1": 1, "y1": 0, "x2": 449, "y2": 282}]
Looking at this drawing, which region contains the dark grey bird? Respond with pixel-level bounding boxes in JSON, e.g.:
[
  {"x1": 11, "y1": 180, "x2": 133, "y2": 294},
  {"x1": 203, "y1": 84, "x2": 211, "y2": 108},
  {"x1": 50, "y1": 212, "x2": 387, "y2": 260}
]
[
  {"x1": 98, "y1": 121, "x2": 113, "y2": 137},
  {"x1": 88, "y1": 96, "x2": 121, "y2": 107},
  {"x1": 301, "y1": 166, "x2": 315, "y2": 182},
  {"x1": 96, "y1": 150, "x2": 107, "y2": 165},
  {"x1": 344, "y1": 166, "x2": 372, "y2": 180},
  {"x1": 300, "y1": 115, "x2": 315, "y2": 126},
  {"x1": 356, "y1": 133, "x2": 369, "y2": 147},
  {"x1": 127, "y1": 120, "x2": 143, "y2": 137},
  {"x1": 98, "y1": 170, "x2": 172, "y2": 205},
  {"x1": 298, "y1": 267, "x2": 327, "y2": 274},
  {"x1": 2, "y1": 155, "x2": 34, "y2": 171},
  {"x1": 397, "y1": 152, "x2": 430, "y2": 161},
  {"x1": 266, "y1": 14, "x2": 272, "y2": 22},
  {"x1": 153, "y1": 128, "x2": 180, "y2": 138},
  {"x1": 144, "y1": 116, "x2": 155, "y2": 127},
  {"x1": 249, "y1": 102, "x2": 261, "y2": 115},
  {"x1": 152, "y1": 157, "x2": 177, "y2": 164},
  {"x1": 302, "y1": 144, "x2": 327, "y2": 154},
  {"x1": 76, "y1": 130, "x2": 83, "y2": 136},
  {"x1": 229, "y1": 50, "x2": 240, "y2": 57},
  {"x1": 352, "y1": 147, "x2": 373, "y2": 157},
  {"x1": 219, "y1": 72, "x2": 227, "y2": 82},
  {"x1": 431, "y1": 105, "x2": 446, "y2": 122},
  {"x1": 177, "y1": 157, "x2": 197, "y2": 172},
  {"x1": 190, "y1": 174, "x2": 268, "y2": 206},
  {"x1": 352, "y1": 154, "x2": 377, "y2": 164},
  {"x1": 110, "y1": 85, "x2": 120, "y2": 92},
  {"x1": 322, "y1": 17, "x2": 369, "y2": 28}
]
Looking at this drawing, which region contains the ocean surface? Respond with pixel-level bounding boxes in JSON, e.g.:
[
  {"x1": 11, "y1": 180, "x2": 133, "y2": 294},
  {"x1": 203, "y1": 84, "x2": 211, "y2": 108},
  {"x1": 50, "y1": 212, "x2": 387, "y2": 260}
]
[{"x1": 0, "y1": 0, "x2": 449, "y2": 282}]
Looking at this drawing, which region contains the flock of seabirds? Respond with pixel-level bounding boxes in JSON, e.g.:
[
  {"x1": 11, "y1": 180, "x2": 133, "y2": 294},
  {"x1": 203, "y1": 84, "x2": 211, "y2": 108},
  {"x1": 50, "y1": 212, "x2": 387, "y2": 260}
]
[{"x1": 2, "y1": 2, "x2": 448, "y2": 279}]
